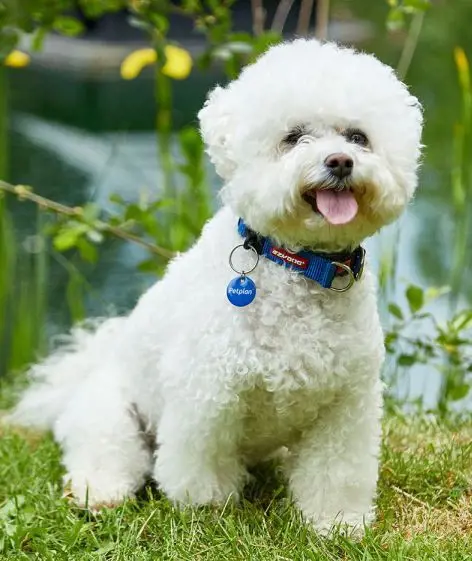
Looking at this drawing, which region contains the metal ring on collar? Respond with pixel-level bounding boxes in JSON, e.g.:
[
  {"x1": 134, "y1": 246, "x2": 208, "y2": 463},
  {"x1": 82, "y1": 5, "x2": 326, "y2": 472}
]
[
  {"x1": 229, "y1": 244, "x2": 259, "y2": 275},
  {"x1": 329, "y1": 262, "x2": 355, "y2": 292}
]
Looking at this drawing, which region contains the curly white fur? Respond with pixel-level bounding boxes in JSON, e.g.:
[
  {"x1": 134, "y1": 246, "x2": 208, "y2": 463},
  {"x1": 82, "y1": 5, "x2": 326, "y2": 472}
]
[{"x1": 11, "y1": 39, "x2": 423, "y2": 535}]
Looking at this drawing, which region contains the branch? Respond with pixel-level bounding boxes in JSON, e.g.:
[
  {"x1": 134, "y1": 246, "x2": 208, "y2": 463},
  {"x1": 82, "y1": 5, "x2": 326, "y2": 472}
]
[
  {"x1": 0, "y1": 181, "x2": 176, "y2": 260},
  {"x1": 271, "y1": 0, "x2": 296, "y2": 33},
  {"x1": 314, "y1": 0, "x2": 330, "y2": 41},
  {"x1": 396, "y1": 11, "x2": 425, "y2": 81}
]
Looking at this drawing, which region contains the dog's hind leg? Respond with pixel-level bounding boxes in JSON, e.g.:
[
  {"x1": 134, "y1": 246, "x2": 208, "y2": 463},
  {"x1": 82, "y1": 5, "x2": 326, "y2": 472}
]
[{"x1": 54, "y1": 372, "x2": 153, "y2": 510}]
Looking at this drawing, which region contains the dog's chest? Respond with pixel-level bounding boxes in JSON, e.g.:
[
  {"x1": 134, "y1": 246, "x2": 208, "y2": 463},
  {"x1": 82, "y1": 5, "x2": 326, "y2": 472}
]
[
  {"x1": 242, "y1": 264, "x2": 373, "y2": 393},
  {"x1": 239, "y1": 384, "x2": 330, "y2": 461},
  {"x1": 235, "y1": 267, "x2": 381, "y2": 458}
]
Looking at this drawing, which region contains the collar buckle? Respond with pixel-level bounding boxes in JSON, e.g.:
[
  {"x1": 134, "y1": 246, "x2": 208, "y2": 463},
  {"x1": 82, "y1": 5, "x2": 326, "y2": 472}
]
[
  {"x1": 329, "y1": 247, "x2": 365, "y2": 292},
  {"x1": 329, "y1": 262, "x2": 356, "y2": 292}
]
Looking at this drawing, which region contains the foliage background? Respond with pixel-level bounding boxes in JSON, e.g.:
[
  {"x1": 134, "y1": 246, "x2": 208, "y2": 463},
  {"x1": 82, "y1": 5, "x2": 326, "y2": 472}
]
[{"x1": 1, "y1": 0, "x2": 472, "y2": 412}]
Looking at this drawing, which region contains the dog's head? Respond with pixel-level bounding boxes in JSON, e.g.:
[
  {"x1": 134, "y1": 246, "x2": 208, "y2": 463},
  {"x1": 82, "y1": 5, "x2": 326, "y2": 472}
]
[{"x1": 199, "y1": 39, "x2": 423, "y2": 251}]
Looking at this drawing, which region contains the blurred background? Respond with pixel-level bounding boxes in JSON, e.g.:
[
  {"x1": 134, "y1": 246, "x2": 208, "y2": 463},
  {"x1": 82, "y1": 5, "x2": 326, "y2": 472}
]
[{"x1": 1, "y1": 0, "x2": 471, "y2": 414}]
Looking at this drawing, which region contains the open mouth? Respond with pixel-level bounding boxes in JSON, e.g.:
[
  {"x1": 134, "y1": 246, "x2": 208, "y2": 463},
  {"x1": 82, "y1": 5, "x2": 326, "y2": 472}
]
[{"x1": 303, "y1": 186, "x2": 359, "y2": 225}]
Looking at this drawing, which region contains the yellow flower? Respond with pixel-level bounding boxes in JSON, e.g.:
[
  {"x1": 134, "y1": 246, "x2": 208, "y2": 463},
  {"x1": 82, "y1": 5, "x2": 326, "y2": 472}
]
[
  {"x1": 161, "y1": 45, "x2": 192, "y2": 80},
  {"x1": 120, "y1": 45, "x2": 192, "y2": 80},
  {"x1": 454, "y1": 47, "x2": 470, "y2": 92},
  {"x1": 4, "y1": 50, "x2": 30, "y2": 68}
]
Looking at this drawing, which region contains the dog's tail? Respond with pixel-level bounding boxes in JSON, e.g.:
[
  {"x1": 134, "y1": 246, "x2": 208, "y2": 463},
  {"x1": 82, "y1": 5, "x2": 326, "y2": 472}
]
[{"x1": 8, "y1": 317, "x2": 124, "y2": 430}]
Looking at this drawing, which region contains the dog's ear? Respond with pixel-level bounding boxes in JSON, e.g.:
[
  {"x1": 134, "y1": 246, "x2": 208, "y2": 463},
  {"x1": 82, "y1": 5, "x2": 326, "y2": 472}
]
[{"x1": 198, "y1": 85, "x2": 237, "y2": 181}]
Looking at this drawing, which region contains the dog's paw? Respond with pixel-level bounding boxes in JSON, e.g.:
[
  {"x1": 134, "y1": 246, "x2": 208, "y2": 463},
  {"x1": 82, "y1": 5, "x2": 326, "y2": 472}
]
[
  {"x1": 309, "y1": 511, "x2": 374, "y2": 540},
  {"x1": 62, "y1": 474, "x2": 136, "y2": 512},
  {"x1": 157, "y1": 473, "x2": 241, "y2": 506},
  {"x1": 154, "y1": 459, "x2": 246, "y2": 506}
]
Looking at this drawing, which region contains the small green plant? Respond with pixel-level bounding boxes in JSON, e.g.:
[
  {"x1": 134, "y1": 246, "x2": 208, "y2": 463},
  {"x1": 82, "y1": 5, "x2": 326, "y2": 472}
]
[{"x1": 385, "y1": 283, "x2": 472, "y2": 414}]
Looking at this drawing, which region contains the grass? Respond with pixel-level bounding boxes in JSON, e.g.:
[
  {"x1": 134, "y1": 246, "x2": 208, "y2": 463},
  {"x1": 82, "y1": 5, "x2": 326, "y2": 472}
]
[
  {"x1": 0, "y1": 397, "x2": 471, "y2": 561},
  {"x1": 0, "y1": 204, "x2": 48, "y2": 378}
]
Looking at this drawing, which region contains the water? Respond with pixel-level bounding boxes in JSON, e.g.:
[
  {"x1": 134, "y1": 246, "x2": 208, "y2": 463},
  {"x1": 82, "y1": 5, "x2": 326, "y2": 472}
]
[{"x1": 5, "y1": 2, "x2": 472, "y2": 406}]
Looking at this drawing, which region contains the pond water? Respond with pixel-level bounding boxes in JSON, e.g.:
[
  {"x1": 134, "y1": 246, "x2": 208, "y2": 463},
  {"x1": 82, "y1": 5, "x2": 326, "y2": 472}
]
[{"x1": 5, "y1": 1, "x2": 472, "y2": 407}]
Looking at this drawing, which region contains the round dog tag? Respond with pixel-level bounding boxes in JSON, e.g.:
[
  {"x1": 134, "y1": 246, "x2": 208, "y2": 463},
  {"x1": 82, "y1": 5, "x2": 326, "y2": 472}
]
[{"x1": 227, "y1": 276, "x2": 256, "y2": 307}]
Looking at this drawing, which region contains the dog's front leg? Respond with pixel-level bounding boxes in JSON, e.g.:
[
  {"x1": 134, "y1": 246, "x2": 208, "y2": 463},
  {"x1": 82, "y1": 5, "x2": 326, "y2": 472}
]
[
  {"x1": 154, "y1": 394, "x2": 248, "y2": 505},
  {"x1": 287, "y1": 380, "x2": 382, "y2": 537}
]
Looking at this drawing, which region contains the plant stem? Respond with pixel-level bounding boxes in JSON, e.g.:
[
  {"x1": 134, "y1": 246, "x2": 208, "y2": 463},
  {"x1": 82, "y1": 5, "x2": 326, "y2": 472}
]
[
  {"x1": 155, "y1": 69, "x2": 174, "y2": 200},
  {"x1": 154, "y1": 52, "x2": 176, "y2": 247},
  {"x1": 396, "y1": 11, "x2": 425, "y2": 80},
  {"x1": 271, "y1": 0, "x2": 296, "y2": 33},
  {"x1": 0, "y1": 181, "x2": 175, "y2": 260},
  {"x1": 449, "y1": 49, "x2": 472, "y2": 311},
  {"x1": 314, "y1": 0, "x2": 330, "y2": 41},
  {"x1": 384, "y1": 10, "x2": 426, "y2": 303},
  {"x1": 251, "y1": 0, "x2": 265, "y2": 35},
  {"x1": 0, "y1": 67, "x2": 7, "y2": 180}
]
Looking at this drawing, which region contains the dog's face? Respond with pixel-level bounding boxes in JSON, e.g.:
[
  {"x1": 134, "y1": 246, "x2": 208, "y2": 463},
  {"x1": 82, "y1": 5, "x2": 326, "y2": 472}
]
[{"x1": 199, "y1": 39, "x2": 423, "y2": 251}]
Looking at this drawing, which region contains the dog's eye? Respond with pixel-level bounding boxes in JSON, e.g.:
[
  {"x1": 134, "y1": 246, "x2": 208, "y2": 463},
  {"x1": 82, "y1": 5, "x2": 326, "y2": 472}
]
[
  {"x1": 345, "y1": 129, "x2": 369, "y2": 147},
  {"x1": 282, "y1": 126, "x2": 306, "y2": 146}
]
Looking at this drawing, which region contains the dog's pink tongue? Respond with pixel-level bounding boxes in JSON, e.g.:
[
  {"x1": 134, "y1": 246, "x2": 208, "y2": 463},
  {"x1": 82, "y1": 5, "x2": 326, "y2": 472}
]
[{"x1": 315, "y1": 189, "x2": 358, "y2": 225}]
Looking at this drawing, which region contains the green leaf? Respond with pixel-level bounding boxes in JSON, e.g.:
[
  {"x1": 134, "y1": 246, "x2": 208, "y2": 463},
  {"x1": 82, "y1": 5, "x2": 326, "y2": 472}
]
[
  {"x1": 0, "y1": 496, "x2": 24, "y2": 520},
  {"x1": 31, "y1": 28, "x2": 47, "y2": 52},
  {"x1": 398, "y1": 354, "x2": 417, "y2": 367},
  {"x1": 225, "y1": 41, "x2": 254, "y2": 55},
  {"x1": 406, "y1": 284, "x2": 424, "y2": 314},
  {"x1": 125, "y1": 204, "x2": 143, "y2": 222},
  {"x1": 386, "y1": 7, "x2": 405, "y2": 31},
  {"x1": 109, "y1": 193, "x2": 125, "y2": 205},
  {"x1": 211, "y1": 45, "x2": 234, "y2": 62},
  {"x1": 251, "y1": 32, "x2": 281, "y2": 59},
  {"x1": 81, "y1": 202, "x2": 100, "y2": 223},
  {"x1": 388, "y1": 303, "x2": 404, "y2": 320},
  {"x1": 76, "y1": 238, "x2": 98, "y2": 263},
  {"x1": 127, "y1": 16, "x2": 153, "y2": 32},
  {"x1": 384, "y1": 331, "x2": 398, "y2": 353},
  {"x1": 403, "y1": 0, "x2": 430, "y2": 11},
  {"x1": 149, "y1": 13, "x2": 169, "y2": 34},
  {"x1": 447, "y1": 383, "x2": 470, "y2": 401},
  {"x1": 451, "y1": 310, "x2": 472, "y2": 332},
  {"x1": 0, "y1": 29, "x2": 19, "y2": 60},
  {"x1": 85, "y1": 229, "x2": 104, "y2": 244},
  {"x1": 137, "y1": 258, "x2": 161, "y2": 274},
  {"x1": 53, "y1": 16, "x2": 85, "y2": 37},
  {"x1": 53, "y1": 224, "x2": 88, "y2": 252},
  {"x1": 425, "y1": 286, "x2": 450, "y2": 301}
]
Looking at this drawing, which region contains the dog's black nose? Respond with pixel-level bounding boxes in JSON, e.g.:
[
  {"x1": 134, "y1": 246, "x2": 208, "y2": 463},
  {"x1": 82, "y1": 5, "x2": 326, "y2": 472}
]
[{"x1": 324, "y1": 153, "x2": 354, "y2": 179}]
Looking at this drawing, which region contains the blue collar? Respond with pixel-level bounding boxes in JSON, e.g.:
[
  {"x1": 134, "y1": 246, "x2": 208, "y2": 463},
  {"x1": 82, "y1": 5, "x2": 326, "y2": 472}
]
[{"x1": 238, "y1": 219, "x2": 365, "y2": 291}]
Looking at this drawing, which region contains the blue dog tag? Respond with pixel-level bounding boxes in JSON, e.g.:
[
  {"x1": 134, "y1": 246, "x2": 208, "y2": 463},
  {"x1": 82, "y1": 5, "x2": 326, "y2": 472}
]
[{"x1": 227, "y1": 276, "x2": 256, "y2": 307}]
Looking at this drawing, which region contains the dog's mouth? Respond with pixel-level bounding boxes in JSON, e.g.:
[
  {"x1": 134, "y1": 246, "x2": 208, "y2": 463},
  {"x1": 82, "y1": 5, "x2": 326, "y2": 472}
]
[{"x1": 303, "y1": 186, "x2": 358, "y2": 225}]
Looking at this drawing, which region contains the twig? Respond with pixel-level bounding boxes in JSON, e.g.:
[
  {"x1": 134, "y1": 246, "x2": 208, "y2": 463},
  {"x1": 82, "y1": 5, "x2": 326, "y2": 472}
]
[
  {"x1": 391, "y1": 485, "x2": 432, "y2": 510},
  {"x1": 297, "y1": 0, "x2": 314, "y2": 36},
  {"x1": 396, "y1": 11, "x2": 425, "y2": 80},
  {"x1": 314, "y1": 0, "x2": 330, "y2": 41},
  {"x1": 271, "y1": 0, "x2": 296, "y2": 34},
  {"x1": 251, "y1": 0, "x2": 266, "y2": 36},
  {"x1": 0, "y1": 180, "x2": 175, "y2": 260}
]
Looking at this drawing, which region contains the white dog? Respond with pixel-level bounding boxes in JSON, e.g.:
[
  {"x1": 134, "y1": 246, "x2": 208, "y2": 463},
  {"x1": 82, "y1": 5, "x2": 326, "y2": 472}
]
[{"x1": 11, "y1": 38, "x2": 423, "y2": 535}]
